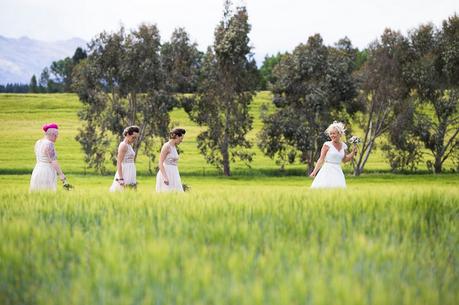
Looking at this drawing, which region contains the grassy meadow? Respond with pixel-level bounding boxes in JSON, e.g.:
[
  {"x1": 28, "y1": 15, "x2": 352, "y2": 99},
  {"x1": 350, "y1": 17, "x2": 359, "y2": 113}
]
[
  {"x1": 0, "y1": 93, "x2": 458, "y2": 304},
  {"x1": 0, "y1": 92, "x2": 399, "y2": 176}
]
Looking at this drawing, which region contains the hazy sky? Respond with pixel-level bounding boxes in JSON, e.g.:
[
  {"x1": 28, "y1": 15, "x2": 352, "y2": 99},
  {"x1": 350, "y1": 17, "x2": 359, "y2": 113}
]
[{"x1": 2, "y1": 0, "x2": 458, "y2": 63}]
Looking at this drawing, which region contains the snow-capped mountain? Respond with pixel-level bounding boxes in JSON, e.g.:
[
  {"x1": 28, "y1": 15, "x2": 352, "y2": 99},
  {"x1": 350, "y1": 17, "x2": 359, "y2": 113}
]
[{"x1": 0, "y1": 36, "x2": 86, "y2": 84}]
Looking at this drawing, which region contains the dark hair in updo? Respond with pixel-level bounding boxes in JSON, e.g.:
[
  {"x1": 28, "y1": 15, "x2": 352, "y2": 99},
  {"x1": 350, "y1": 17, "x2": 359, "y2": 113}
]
[
  {"x1": 123, "y1": 125, "x2": 140, "y2": 137},
  {"x1": 170, "y1": 128, "x2": 186, "y2": 139}
]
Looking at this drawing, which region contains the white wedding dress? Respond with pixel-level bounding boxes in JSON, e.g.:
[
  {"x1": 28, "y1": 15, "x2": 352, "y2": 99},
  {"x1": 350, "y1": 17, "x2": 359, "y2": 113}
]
[
  {"x1": 30, "y1": 139, "x2": 58, "y2": 192},
  {"x1": 156, "y1": 143, "x2": 183, "y2": 192},
  {"x1": 311, "y1": 141, "x2": 348, "y2": 189},
  {"x1": 109, "y1": 143, "x2": 137, "y2": 192}
]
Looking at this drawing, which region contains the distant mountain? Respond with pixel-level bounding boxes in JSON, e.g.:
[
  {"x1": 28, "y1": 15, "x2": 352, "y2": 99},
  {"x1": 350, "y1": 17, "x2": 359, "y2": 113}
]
[{"x1": 0, "y1": 36, "x2": 86, "y2": 84}]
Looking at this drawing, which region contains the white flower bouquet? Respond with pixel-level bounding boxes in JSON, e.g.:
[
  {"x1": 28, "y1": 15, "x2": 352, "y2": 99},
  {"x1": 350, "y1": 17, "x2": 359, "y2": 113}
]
[{"x1": 349, "y1": 136, "x2": 361, "y2": 145}]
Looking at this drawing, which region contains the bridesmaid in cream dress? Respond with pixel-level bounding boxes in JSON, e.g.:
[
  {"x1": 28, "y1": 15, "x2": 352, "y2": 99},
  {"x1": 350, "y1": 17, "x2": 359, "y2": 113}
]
[
  {"x1": 310, "y1": 121, "x2": 357, "y2": 189},
  {"x1": 30, "y1": 123, "x2": 66, "y2": 192},
  {"x1": 110, "y1": 126, "x2": 140, "y2": 192},
  {"x1": 156, "y1": 128, "x2": 186, "y2": 192}
]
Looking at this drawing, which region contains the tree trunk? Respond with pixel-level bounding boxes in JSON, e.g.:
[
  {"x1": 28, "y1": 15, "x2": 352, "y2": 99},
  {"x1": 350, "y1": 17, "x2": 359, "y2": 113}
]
[
  {"x1": 222, "y1": 142, "x2": 231, "y2": 176},
  {"x1": 434, "y1": 155, "x2": 442, "y2": 173},
  {"x1": 222, "y1": 87, "x2": 232, "y2": 176},
  {"x1": 433, "y1": 115, "x2": 448, "y2": 174},
  {"x1": 354, "y1": 140, "x2": 374, "y2": 176}
]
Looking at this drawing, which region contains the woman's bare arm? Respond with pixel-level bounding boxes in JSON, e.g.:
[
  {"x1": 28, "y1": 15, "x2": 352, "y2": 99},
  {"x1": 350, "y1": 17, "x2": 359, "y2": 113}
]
[
  {"x1": 342, "y1": 145, "x2": 357, "y2": 163},
  {"x1": 46, "y1": 142, "x2": 65, "y2": 180},
  {"x1": 116, "y1": 143, "x2": 128, "y2": 185},
  {"x1": 158, "y1": 143, "x2": 171, "y2": 185},
  {"x1": 309, "y1": 145, "x2": 329, "y2": 177}
]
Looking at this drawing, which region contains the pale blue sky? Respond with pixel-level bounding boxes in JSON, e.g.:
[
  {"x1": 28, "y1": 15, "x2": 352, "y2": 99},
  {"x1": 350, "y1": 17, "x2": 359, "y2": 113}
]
[{"x1": 1, "y1": 0, "x2": 458, "y2": 63}]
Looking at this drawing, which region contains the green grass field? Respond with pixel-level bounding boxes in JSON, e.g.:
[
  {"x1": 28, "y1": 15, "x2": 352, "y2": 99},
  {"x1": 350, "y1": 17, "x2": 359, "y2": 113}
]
[
  {"x1": 0, "y1": 93, "x2": 458, "y2": 304},
  {"x1": 0, "y1": 92, "x2": 407, "y2": 176}
]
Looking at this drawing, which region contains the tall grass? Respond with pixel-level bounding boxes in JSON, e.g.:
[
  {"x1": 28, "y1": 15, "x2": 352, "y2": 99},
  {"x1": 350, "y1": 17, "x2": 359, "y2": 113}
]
[
  {"x1": 0, "y1": 94, "x2": 457, "y2": 304},
  {"x1": 1, "y1": 178, "x2": 458, "y2": 305}
]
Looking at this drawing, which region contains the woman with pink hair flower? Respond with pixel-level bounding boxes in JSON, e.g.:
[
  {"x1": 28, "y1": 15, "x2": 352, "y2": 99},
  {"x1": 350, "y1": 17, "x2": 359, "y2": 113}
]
[{"x1": 30, "y1": 123, "x2": 66, "y2": 192}]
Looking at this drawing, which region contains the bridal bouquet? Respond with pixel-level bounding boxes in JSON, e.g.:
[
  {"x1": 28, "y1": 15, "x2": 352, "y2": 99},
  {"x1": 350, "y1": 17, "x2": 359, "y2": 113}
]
[
  {"x1": 125, "y1": 183, "x2": 137, "y2": 190},
  {"x1": 349, "y1": 135, "x2": 361, "y2": 145},
  {"x1": 62, "y1": 179, "x2": 74, "y2": 191}
]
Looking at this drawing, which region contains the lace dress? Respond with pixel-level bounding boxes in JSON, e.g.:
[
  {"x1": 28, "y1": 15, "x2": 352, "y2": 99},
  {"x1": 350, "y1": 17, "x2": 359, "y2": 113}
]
[
  {"x1": 156, "y1": 143, "x2": 183, "y2": 192},
  {"x1": 109, "y1": 143, "x2": 137, "y2": 192},
  {"x1": 30, "y1": 139, "x2": 58, "y2": 192},
  {"x1": 311, "y1": 141, "x2": 348, "y2": 189}
]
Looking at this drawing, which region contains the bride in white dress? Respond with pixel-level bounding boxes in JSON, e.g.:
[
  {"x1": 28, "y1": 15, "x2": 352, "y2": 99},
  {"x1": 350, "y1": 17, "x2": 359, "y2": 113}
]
[
  {"x1": 156, "y1": 128, "x2": 186, "y2": 192},
  {"x1": 109, "y1": 126, "x2": 140, "y2": 192},
  {"x1": 30, "y1": 123, "x2": 66, "y2": 192},
  {"x1": 310, "y1": 122, "x2": 357, "y2": 188}
]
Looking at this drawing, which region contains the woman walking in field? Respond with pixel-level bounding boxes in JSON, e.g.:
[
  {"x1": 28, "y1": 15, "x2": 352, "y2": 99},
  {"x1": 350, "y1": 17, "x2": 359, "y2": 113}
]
[
  {"x1": 109, "y1": 126, "x2": 140, "y2": 192},
  {"x1": 156, "y1": 128, "x2": 186, "y2": 192},
  {"x1": 310, "y1": 121, "x2": 357, "y2": 188},
  {"x1": 30, "y1": 123, "x2": 66, "y2": 192}
]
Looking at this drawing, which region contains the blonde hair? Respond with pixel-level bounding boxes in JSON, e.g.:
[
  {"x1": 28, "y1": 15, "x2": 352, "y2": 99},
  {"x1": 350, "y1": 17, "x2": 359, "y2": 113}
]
[{"x1": 325, "y1": 121, "x2": 346, "y2": 136}]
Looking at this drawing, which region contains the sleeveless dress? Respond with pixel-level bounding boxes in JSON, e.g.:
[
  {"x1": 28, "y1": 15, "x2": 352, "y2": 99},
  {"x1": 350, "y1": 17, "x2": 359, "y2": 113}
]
[
  {"x1": 109, "y1": 143, "x2": 137, "y2": 192},
  {"x1": 156, "y1": 143, "x2": 183, "y2": 192},
  {"x1": 30, "y1": 139, "x2": 58, "y2": 192},
  {"x1": 311, "y1": 141, "x2": 348, "y2": 189}
]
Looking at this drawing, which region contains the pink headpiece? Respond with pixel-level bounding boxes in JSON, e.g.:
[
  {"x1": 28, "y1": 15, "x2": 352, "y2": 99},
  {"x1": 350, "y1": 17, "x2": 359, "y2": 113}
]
[{"x1": 42, "y1": 123, "x2": 59, "y2": 132}]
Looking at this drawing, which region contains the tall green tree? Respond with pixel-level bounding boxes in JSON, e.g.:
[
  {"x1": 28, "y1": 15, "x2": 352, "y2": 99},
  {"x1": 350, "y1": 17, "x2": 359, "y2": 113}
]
[
  {"x1": 29, "y1": 75, "x2": 38, "y2": 93},
  {"x1": 184, "y1": 1, "x2": 258, "y2": 176},
  {"x1": 353, "y1": 29, "x2": 411, "y2": 175},
  {"x1": 39, "y1": 67, "x2": 58, "y2": 93},
  {"x1": 161, "y1": 28, "x2": 201, "y2": 93},
  {"x1": 37, "y1": 47, "x2": 87, "y2": 93},
  {"x1": 381, "y1": 100, "x2": 424, "y2": 172},
  {"x1": 258, "y1": 52, "x2": 284, "y2": 90},
  {"x1": 72, "y1": 25, "x2": 175, "y2": 173},
  {"x1": 258, "y1": 35, "x2": 361, "y2": 172},
  {"x1": 72, "y1": 47, "x2": 87, "y2": 64},
  {"x1": 50, "y1": 57, "x2": 73, "y2": 92},
  {"x1": 406, "y1": 16, "x2": 459, "y2": 173}
]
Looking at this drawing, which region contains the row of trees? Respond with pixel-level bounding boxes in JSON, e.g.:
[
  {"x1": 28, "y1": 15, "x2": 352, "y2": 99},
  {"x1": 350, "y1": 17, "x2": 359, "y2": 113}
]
[
  {"x1": 34, "y1": 47, "x2": 88, "y2": 93},
  {"x1": 73, "y1": 1, "x2": 258, "y2": 176},
  {"x1": 0, "y1": 83, "x2": 31, "y2": 93},
  {"x1": 61, "y1": 2, "x2": 459, "y2": 175},
  {"x1": 259, "y1": 16, "x2": 459, "y2": 175},
  {"x1": 357, "y1": 21, "x2": 458, "y2": 174}
]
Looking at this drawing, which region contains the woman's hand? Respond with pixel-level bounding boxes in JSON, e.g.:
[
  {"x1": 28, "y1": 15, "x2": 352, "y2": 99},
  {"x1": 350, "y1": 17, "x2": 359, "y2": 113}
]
[
  {"x1": 59, "y1": 173, "x2": 66, "y2": 181},
  {"x1": 309, "y1": 172, "x2": 316, "y2": 178},
  {"x1": 163, "y1": 178, "x2": 169, "y2": 186},
  {"x1": 117, "y1": 178, "x2": 125, "y2": 186}
]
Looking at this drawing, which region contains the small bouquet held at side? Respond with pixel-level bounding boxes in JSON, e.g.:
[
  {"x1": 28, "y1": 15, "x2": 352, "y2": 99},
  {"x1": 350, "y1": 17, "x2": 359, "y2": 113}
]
[
  {"x1": 125, "y1": 183, "x2": 137, "y2": 190},
  {"x1": 62, "y1": 178, "x2": 74, "y2": 191}
]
